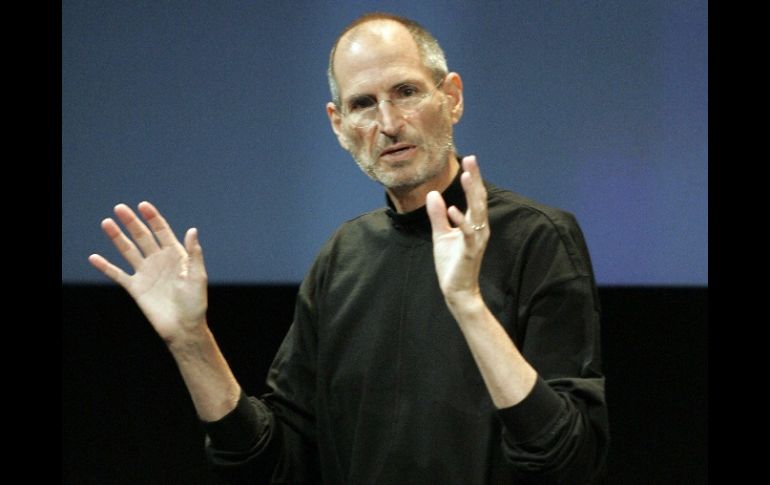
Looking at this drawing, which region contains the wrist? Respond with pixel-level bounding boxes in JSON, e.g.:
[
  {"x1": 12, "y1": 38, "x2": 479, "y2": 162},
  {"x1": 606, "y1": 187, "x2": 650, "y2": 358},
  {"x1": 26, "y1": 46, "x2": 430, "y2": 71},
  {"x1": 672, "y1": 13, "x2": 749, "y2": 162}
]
[
  {"x1": 164, "y1": 319, "x2": 211, "y2": 352},
  {"x1": 445, "y1": 290, "x2": 487, "y2": 321}
]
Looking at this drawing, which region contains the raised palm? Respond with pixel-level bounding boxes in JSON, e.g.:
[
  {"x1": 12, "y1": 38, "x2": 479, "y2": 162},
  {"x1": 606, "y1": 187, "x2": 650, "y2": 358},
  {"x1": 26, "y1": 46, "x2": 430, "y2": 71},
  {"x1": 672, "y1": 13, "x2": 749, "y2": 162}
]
[
  {"x1": 89, "y1": 202, "x2": 208, "y2": 343},
  {"x1": 426, "y1": 156, "x2": 490, "y2": 300}
]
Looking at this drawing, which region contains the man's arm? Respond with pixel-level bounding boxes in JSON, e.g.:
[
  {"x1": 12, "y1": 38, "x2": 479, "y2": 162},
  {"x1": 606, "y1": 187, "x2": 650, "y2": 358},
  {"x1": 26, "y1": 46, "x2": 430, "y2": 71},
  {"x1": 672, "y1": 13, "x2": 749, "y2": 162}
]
[
  {"x1": 91, "y1": 202, "x2": 322, "y2": 483},
  {"x1": 426, "y1": 156, "x2": 537, "y2": 408},
  {"x1": 427, "y1": 156, "x2": 607, "y2": 483},
  {"x1": 88, "y1": 201, "x2": 240, "y2": 422}
]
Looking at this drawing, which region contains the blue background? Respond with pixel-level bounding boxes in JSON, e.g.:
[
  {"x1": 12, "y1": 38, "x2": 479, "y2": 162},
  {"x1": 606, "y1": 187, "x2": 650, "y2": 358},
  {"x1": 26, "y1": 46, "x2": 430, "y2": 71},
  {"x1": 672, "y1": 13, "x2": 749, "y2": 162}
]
[{"x1": 62, "y1": 0, "x2": 707, "y2": 285}]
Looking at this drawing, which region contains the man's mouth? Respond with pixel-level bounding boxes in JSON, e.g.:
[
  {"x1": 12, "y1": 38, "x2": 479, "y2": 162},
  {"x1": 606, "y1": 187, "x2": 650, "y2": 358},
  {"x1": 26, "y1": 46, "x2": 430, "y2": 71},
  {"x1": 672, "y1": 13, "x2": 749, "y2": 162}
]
[{"x1": 380, "y1": 144, "x2": 417, "y2": 161}]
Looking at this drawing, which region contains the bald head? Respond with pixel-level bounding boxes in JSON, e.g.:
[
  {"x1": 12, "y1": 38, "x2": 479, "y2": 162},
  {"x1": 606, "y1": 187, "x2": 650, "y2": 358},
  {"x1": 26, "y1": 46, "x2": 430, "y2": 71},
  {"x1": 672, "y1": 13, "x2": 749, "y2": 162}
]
[{"x1": 327, "y1": 13, "x2": 448, "y2": 106}]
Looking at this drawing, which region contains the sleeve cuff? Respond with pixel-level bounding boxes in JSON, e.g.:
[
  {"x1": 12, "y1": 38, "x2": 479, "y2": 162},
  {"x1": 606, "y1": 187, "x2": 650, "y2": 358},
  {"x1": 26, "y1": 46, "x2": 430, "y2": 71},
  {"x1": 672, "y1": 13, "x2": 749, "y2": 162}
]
[
  {"x1": 496, "y1": 376, "x2": 566, "y2": 444},
  {"x1": 201, "y1": 390, "x2": 271, "y2": 451}
]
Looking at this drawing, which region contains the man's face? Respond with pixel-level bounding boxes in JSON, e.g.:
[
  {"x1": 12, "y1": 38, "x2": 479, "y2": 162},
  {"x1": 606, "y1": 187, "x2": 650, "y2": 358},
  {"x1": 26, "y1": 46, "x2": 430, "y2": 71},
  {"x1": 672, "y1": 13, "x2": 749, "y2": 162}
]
[{"x1": 327, "y1": 21, "x2": 462, "y2": 192}]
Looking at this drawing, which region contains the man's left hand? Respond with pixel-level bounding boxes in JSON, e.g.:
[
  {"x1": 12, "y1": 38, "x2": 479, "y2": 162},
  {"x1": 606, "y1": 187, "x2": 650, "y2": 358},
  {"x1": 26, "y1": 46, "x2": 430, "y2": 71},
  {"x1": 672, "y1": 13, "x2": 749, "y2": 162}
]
[{"x1": 426, "y1": 155, "x2": 490, "y2": 305}]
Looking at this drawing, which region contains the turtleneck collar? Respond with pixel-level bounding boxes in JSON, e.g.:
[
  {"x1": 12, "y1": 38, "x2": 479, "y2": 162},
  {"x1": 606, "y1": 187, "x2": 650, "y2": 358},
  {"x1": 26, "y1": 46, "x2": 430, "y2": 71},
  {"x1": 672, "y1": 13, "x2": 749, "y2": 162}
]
[{"x1": 385, "y1": 158, "x2": 467, "y2": 236}]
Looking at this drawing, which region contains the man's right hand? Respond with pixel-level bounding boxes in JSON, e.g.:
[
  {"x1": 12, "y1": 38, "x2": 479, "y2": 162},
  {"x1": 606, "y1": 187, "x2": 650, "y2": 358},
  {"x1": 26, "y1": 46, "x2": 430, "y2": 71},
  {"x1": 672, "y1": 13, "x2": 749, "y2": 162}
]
[
  {"x1": 90, "y1": 202, "x2": 242, "y2": 422},
  {"x1": 89, "y1": 201, "x2": 208, "y2": 345}
]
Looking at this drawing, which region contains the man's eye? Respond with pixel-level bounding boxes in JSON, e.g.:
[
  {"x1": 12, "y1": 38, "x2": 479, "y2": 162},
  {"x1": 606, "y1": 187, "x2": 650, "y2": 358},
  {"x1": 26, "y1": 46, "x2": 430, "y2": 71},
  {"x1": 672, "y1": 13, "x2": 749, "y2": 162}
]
[
  {"x1": 350, "y1": 97, "x2": 376, "y2": 111},
  {"x1": 397, "y1": 85, "x2": 419, "y2": 98}
]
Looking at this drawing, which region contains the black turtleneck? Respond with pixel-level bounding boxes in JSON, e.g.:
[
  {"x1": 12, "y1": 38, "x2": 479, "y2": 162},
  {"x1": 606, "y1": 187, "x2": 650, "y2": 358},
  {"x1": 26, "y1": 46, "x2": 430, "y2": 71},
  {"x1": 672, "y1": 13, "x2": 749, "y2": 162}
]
[
  {"x1": 384, "y1": 164, "x2": 467, "y2": 237},
  {"x1": 203, "y1": 173, "x2": 609, "y2": 484}
]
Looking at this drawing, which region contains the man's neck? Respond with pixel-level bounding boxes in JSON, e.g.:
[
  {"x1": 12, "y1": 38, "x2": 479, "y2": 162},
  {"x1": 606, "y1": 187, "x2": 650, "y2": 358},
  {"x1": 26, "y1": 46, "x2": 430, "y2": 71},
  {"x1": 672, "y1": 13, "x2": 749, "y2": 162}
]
[{"x1": 386, "y1": 158, "x2": 460, "y2": 213}]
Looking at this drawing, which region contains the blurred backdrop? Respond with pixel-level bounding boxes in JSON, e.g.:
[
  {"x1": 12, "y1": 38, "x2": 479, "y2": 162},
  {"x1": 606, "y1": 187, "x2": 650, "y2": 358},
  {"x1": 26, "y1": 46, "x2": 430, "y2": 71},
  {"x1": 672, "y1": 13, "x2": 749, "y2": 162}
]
[{"x1": 62, "y1": 0, "x2": 707, "y2": 286}]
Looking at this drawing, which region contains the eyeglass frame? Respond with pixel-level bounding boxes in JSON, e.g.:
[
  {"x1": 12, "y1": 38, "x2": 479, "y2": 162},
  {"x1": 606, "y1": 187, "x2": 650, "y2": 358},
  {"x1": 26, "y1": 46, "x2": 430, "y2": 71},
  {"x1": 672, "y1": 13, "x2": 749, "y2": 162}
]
[{"x1": 338, "y1": 76, "x2": 447, "y2": 129}]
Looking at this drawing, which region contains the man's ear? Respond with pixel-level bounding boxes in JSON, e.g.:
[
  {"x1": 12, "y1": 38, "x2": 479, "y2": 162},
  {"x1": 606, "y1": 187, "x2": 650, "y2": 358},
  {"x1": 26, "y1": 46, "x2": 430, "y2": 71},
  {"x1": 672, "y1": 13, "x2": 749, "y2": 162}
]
[
  {"x1": 326, "y1": 101, "x2": 349, "y2": 150},
  {"x1": 443, "y1": 72, "x2": 464, "y2": 124}
]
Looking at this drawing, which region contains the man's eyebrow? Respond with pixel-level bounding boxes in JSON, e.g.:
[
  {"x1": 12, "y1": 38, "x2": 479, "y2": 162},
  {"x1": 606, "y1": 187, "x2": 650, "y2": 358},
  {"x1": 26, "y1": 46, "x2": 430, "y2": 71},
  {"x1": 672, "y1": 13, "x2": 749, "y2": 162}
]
[{"x1": 343, "y1": 79, "x2": 427, "y2": 102}]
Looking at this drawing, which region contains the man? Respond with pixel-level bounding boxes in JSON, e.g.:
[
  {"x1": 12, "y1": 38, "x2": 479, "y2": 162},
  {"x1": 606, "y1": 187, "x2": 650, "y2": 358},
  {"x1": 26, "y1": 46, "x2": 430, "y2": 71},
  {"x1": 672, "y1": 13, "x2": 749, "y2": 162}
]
[{"x1": 90, "y1": 13, "x2": 609, "y2": 484}]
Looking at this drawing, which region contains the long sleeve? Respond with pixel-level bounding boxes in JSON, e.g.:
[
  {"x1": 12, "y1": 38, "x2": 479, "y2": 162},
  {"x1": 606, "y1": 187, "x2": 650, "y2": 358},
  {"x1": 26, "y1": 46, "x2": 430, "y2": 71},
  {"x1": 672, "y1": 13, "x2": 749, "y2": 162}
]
[
  {"x1": 202, "y1": 390, "x2": 281, "y2": 483},
  {"x1": 202, "y1": 258, "x2": 325, "y2": 484},
  {"x1": 491, "y1": 199, "x2": 609, "y2": 484}
]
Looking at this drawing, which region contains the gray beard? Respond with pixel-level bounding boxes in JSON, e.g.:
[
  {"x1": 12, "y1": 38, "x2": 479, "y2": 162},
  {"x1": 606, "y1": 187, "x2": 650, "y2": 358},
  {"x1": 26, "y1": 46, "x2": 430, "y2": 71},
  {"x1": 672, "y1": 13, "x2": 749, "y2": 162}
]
[{"x1": 351, "y1": 134, "x2": 455, "y2": 190}]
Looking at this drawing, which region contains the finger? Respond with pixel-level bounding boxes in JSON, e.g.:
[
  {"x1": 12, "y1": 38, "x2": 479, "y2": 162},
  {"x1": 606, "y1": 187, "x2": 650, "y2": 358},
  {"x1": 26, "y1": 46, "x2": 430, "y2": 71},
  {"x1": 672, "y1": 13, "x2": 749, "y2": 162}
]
[
  {"x1": 446, "y1": 205, "x2": 470, "y2": 234},
  {"x1": 426, "y1": 190, "x2": 452, "y2": 236},
  {"x1": 461, "y1": 154, "x2": 480, "y2": 176},
  {"x1": 448, "y1": 205, "x2": 486, "y2": 241},
  {"x1": 460, "y1": 155, "x2": 488, "y2": 225},
  {"x1": 461, "y1": 155, "x2": 487, "y2": 212},
  {"x1": 137, "y1": 201, "x2": 182, "y2": 249},
  {"x1": 114, "y1": 203, "x2": 161, "y2": 256},
  {"x1": 101, "y1": 217, "x2": 145, "y2": 270},
  {"x1": 88, "y1": 253, "x2": 131, "y2": 289},
  {"x1": 184, "y1": 228, "x2": 208, "y2": 280}
]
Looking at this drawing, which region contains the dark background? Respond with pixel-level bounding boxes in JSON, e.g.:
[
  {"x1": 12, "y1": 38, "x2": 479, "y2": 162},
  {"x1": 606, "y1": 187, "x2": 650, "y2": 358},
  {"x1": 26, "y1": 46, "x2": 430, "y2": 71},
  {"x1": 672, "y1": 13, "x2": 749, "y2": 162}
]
[{"x1": 62, "y1": 284, "x2": 707, "y2": 484}]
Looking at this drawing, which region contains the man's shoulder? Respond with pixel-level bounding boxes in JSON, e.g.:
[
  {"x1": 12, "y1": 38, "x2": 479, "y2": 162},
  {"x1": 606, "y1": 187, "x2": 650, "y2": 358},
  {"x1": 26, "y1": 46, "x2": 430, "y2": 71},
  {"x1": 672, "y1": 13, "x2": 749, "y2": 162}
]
[
  {"x1": 304, "y1": 207, "x2": 391, "y2": 279},
  {"x1": 316, "y1": 207, "x2": 391, "y2": 251},
  {"x1": 485, "y1": 181, "x2": 595, "y2": 276},
  {"x1": 485, "y1": 181, "x2": 580, "y2": 232},
  {"x1": 335, "y1": 207, "x2": 391, "y2": 233}
]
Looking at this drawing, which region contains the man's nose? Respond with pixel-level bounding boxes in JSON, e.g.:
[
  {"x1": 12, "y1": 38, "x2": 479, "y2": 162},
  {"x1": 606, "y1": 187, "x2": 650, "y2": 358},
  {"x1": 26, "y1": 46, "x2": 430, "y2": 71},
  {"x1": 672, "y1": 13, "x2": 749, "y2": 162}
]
[{"x1": 376, "y1": 101, "x2": 405, "y2": 136}]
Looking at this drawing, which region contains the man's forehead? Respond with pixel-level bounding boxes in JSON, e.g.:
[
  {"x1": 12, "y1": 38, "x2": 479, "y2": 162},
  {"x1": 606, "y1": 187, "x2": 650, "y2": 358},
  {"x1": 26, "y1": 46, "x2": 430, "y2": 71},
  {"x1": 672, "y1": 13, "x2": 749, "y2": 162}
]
[
  {"x1": 335, "y1": 20, "x2": 420, "y2": 69},
  {"x1": 338, "y1": 19, "x2": 413, "y2": 52},
  {"x1": 334, "y1": 20, "x2": 427, "y2": 95}
]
